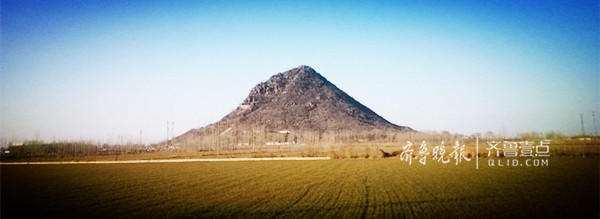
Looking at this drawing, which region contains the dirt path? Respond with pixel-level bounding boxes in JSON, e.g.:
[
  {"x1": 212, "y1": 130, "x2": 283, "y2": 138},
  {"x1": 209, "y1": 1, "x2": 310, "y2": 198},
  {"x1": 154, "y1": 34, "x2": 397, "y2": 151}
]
[{"x1": 0, "y1": 157, "x2": 331, "y2": 165}]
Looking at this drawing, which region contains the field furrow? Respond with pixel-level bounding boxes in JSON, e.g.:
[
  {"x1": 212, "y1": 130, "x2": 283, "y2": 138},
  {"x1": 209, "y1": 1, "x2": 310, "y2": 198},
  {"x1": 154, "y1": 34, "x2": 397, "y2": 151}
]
[{"x1": 2, "y1": 158, "x2": 598, "y2": 218}]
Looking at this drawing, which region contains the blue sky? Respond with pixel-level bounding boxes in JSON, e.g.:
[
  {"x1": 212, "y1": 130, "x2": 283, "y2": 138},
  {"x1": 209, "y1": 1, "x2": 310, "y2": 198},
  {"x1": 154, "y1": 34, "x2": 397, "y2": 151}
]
[{"x1": 1, "y1": 0, "x2": 598, "y2": 143}]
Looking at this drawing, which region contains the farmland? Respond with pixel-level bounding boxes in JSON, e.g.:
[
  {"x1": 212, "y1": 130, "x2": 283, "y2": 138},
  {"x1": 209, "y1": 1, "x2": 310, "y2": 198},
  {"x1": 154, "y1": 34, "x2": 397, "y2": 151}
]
[{"x1": 2, "y1": 157, "x2": 598, "y2": 218}]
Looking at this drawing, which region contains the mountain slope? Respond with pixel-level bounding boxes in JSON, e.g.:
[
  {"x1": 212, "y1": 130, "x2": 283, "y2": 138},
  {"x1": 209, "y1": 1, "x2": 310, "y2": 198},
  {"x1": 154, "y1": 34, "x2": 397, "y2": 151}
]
[{"x1": 176, "y1": 65, "x2": 412, "y2": 146}]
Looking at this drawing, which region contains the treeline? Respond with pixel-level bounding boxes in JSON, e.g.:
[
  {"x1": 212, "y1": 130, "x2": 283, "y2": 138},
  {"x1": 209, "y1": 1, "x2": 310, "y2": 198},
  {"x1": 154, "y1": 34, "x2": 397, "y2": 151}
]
[
  {"x1": 178, "y1": 125, "x2": 598, "y2": 152},
  {"x1": 0, "y1": 141, "x2": 156, "y2": 161},
  {"x1": 2, "y1": 130, "x2": 595, "y2": 161},
  {"x1": 176, "y1": 125, "x2": 507, "y2": 151}
]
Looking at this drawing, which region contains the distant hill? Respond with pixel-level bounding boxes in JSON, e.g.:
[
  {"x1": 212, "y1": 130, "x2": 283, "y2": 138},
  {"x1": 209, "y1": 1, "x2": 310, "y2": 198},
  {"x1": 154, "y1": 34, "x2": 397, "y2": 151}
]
[{"x1": 176, "y1": 65, "x2": 413, "y2": 147}]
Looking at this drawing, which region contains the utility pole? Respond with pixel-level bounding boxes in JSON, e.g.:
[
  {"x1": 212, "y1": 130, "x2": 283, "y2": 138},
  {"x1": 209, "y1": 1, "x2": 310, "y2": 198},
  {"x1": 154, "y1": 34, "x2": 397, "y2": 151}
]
[
  {"x1": 139, "y1": 130, "x2": 143, "y2": 146},
  {"x1": 166, "y1": 121, "x2": 172, "y2": 146},
  {"x1": 593, "y1": 111, "x2": 598, "y2": 136},
  {"x1": 580, "y1": 114, "x2": 586, "y2": 136},
  {"x1": 166, "y1": 121, "x2": 169, "y2": 145}
]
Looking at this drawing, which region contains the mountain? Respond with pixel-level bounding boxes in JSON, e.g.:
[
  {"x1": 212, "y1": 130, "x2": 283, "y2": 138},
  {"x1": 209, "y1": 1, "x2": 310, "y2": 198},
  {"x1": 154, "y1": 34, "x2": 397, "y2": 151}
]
[{"x1": 175, "y1": 65, "x2": 412, "y2": 146}]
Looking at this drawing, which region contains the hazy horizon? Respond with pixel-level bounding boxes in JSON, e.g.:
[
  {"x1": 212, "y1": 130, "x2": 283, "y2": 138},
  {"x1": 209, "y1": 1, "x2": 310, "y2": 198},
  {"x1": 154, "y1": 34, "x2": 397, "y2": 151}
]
[{"x1": 1, "y1": 0, "x2": 598, "y2": 144}]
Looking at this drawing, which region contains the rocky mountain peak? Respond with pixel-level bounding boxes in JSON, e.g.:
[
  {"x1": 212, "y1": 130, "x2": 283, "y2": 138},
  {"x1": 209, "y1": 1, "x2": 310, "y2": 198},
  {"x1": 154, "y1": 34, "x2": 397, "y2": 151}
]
[
  {"x1": 176, "y1": 65, "x2": 413, "y2": 146},
  {"x1": 221, "y1": 65, "x2": 410, "y2": 131}
]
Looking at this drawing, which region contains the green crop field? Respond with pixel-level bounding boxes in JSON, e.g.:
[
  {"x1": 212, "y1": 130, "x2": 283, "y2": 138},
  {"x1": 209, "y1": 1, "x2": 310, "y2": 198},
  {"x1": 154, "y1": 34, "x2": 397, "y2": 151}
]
[{"x1": 2, "y1": 157, "x2": 598, "y2": 218}]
